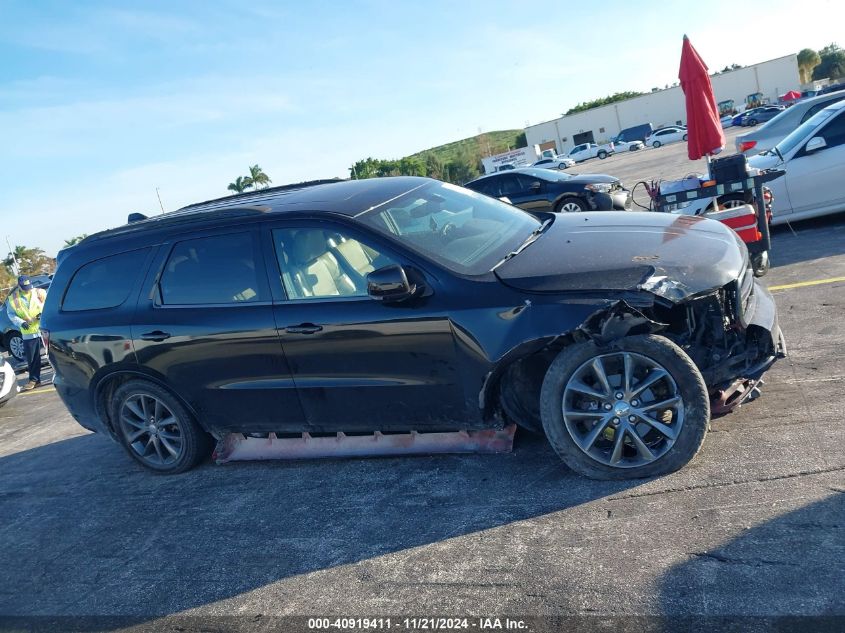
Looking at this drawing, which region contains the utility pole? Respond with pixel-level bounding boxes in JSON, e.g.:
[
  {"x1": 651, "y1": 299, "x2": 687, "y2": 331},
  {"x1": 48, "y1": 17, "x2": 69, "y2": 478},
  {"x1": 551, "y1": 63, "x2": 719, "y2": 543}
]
[
  {"x1": 5, "y1": 235, "x2": 19, "y2": 275},
  {"x1": 156, "y1": 188, "x2": 165, "y2": 214}
]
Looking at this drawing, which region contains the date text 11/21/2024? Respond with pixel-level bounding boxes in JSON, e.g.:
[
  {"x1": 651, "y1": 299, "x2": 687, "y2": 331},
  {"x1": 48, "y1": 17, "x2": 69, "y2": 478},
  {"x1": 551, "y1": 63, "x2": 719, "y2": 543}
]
[{"x1": 307, "y1": 617, "x2": 528, "y2": 630}]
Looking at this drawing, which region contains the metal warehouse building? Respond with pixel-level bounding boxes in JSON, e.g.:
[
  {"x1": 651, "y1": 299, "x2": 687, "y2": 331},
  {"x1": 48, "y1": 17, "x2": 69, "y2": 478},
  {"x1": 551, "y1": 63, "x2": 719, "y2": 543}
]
[{"x1": 525, "y1": 54, "x2": 799, "y2": 154}]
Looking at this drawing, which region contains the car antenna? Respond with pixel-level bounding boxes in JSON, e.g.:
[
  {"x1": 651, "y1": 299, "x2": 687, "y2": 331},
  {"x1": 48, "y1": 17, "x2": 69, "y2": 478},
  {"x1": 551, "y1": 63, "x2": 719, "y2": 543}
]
[{"x1": 156, "y1": 187, "x2": 165, "y2": 214}]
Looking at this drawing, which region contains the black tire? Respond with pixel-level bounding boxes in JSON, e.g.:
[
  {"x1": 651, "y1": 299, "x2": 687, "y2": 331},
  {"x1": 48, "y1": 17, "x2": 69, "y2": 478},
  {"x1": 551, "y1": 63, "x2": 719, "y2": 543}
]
[
  {"x1": 598, "y1": 150, "x2": 608, "y2": 159},
  {"x1": 748, "y1": 119, "x2": 757, "y2": 126},
  {"x1": 752, "y1": 251, "x2": 770, "y2": 277},
  {"x1": 111, "y1": 379, "x2": 212, "y2": 474},
  {"x1": 540, "y1": 335, "x2": 709, "y2": 480},
  {"x1": 653, "y1": 140, "x2": 662, "y2": 148},
  {"x1": 717, "y1": 192, "x2": 751, "y2": 209},
  {"x1": 556, "y1": 197, "x2": 588, "y2": 213},
  {"x1": 4, "y1": 332, "x2": 25, "y2": 362},
  {"x1": 682, "y1": 133, "x2": 688, "y2": 141}
]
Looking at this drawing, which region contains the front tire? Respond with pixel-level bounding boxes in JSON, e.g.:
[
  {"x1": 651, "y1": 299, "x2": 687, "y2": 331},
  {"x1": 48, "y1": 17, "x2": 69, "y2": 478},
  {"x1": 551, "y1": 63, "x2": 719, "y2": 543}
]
[
  {"x1": 653, "y1": 140, "x2": 662, "y2": 148},
  {"x1": 112, "y1": 380, "x2": 212, "y2": 474},
  {"x1": 540, "y1": 335, "x2": 709, "y2": 480},
  {"x1": 682, "y1": 133, "x2": 688, "y2": 141},
  {"x1": 557, "y1": 197, "x2": 588, "y2": 213}
]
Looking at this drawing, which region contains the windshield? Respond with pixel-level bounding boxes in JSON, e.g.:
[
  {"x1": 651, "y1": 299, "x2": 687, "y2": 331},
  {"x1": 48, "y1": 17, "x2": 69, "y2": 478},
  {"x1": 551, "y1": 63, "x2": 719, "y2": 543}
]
[
  {"x1": 357, "y1": 181, "x2": 541, "y2": 275},
  {"x1": 774, "y1": 107, "x2": 839, "y2": 157}
]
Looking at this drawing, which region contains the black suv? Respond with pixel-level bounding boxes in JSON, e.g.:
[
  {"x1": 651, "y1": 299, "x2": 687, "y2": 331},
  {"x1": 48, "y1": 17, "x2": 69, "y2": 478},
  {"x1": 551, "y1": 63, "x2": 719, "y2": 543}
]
[
  {"x1": 44, "y1": 178, "x2": 782, "y2": 478},
  {"x1": 465, "y1": 168, "x2": 631, "y2": 213}
]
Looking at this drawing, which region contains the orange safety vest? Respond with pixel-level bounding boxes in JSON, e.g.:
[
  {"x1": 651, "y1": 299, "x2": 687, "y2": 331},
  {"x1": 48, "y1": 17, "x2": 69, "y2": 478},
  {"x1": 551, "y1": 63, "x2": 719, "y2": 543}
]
[{"x1": 8, "y1": 288, "x2": 47, "y2": 335}]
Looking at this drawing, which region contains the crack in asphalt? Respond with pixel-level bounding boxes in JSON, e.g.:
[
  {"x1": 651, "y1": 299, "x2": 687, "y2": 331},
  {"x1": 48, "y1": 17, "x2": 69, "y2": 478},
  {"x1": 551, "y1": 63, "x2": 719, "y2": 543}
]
[
  {"x1": 689, "y1": 552, "x2": 793, "y2": 567},
  {"x1": 607, "y1": 465, "x2": 845, "y2": 501}
]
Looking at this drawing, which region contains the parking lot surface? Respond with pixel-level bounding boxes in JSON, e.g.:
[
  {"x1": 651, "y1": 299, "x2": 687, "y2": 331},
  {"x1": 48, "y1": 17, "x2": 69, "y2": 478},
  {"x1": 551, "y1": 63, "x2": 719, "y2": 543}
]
[{"x1": 1, "y1": 149, "x2": 843, "y2": 625}]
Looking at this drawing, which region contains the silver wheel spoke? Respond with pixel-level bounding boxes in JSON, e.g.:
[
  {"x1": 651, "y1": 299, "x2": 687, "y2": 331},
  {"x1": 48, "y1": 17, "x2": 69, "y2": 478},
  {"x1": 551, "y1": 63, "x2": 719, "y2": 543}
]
[
  {"x1": 158, "y1": 430, "x2": 180, "y2": 441},
  {"x1": 158, "y1": 416, "x2": 177, "y2": 428},
  {"x1": 153, "y1": 398, "x2": 162, "y2": 424},
  {"x1": 591, "y1": 358, "x2": 612, "y2": 396},
  {"x1": 581, "y1": 417, "x2": 611, "y2": 451},
  {"x1": 159, "y1": 436, "x2": 180, "y2": 458},
  {"x1": 635, "y1": 413, "x2": 678, "y2": 440},
  {"x1": 626, "y1": 425, "x2": 656, "y2": 461},
  {"x1": 631, "y1": 369, "x2": 667, "y2": 397},
  {"x1": 125, "y1": 400, "x2": 144, "y2": 420},
  {"x1": 564, "y1": 409, "x2": 606, "y2": 418},
  {"x1": 126, "y1": 428, "x2": 147, "y2": 443},
  {"x1": 121, "y1": 414, "x2": 146, "y2": 429},
  {"x1": 140, "y1": 396, "x2": 149, "y2": 422},
  {"x1": 567, "y1": 379, "x2": 606, "y2": 400},
  {"x1": 153, "y1": 438, "x2": 165, "y2": 463},
  {"x1": 623, "y1": 353, "x2": 633, "y2": 394},
  {"x1": 609, "y1": 428, "x2": 626, "y2": 464},
  {"x1": 640, "y1": 396, "x2": 681, "y2": 412}
]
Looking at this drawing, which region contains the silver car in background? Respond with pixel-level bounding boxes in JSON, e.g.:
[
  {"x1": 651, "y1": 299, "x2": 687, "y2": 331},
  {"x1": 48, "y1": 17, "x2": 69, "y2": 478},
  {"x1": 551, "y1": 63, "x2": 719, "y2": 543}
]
[
  {"x1": 736, "y1": 92, "x2": 845, "y2": 155},
  {"x1": 747, "y1": 99, "x2": 845, "y2": 225}
]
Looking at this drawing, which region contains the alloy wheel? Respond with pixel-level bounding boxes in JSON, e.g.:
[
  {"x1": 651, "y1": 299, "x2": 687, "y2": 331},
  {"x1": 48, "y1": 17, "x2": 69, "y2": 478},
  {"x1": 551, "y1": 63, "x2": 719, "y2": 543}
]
[
  {"x1": 119, "y1": 393, "x2": 184, "y2": 466},
  {"x1": 8, "y1": 335, "x2": 25, "y2": 361},
  {"x1": 561, "y1": 201, "x2": 584, "y2": 213},
  {"x1": 561, "y1": 352, "x2": 684, "y2": 468}
]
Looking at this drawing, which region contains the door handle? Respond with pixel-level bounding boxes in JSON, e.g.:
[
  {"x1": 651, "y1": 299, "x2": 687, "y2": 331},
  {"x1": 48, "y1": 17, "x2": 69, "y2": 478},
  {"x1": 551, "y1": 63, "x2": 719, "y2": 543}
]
[
  {"x1": 140, "y1": 331, "x2": 171, "y2": 342},
  {"x1": 285, "y1": 324, "x2": 323, "y2": 334}
]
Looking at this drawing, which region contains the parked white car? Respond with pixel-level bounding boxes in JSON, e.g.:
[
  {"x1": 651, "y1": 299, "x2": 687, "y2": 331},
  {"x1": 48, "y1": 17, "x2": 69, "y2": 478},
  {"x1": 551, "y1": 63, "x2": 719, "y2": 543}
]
[
  {"x1": 645, "y1": 127, "x2": 688, "y2": 148},
  {"x1": 747, "y1": 99, "x2": 845, "y2": 225},
  {"x1": 532, "y1": 156, "x2": 575, "y2": 170},
  {"x1": 611, "y1": 139, "x2": 645, "y2": 153}
]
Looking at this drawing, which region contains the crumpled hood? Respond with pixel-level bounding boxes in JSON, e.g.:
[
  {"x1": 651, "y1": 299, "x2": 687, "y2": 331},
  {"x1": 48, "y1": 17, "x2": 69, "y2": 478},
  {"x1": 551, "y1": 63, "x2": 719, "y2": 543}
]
[
  {"x1": 564, "y1": 174, "x2": 619, "y2": 184},
  {"x1": 495, "y1": 211, "x2": 747, "y2": 302}
]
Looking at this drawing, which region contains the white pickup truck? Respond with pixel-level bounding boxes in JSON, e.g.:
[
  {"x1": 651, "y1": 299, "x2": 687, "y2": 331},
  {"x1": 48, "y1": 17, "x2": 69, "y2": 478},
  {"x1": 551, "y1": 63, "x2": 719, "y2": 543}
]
[{"x1": 566, "y1": 142, "x2": 618, "y2": 162}]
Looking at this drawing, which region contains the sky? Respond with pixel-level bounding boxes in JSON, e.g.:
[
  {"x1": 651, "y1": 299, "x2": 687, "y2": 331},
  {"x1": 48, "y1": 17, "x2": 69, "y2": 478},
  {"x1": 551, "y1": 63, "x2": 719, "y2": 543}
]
[{"x1": 1, "y1": 0, "x2": 843, "y2": 256}]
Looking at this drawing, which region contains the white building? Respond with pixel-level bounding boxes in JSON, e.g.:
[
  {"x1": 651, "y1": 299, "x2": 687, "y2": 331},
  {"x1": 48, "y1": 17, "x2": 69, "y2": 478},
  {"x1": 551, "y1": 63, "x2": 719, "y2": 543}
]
[{"x1": 525, "y1": 54, "x2": 800, "y2": 155}]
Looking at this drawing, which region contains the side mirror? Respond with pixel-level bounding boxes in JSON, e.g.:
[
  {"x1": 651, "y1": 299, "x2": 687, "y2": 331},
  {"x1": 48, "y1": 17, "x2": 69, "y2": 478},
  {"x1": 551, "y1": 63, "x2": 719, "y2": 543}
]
[
  {"x1": 367, "y1": 265, "x2": 416, "y2": 303},
  {"x1": 805, "y1": 136, "x2": 827, "y2": 153},
  {"x1": 529, "y1": 181, "x2": 542, "y2": 192}
]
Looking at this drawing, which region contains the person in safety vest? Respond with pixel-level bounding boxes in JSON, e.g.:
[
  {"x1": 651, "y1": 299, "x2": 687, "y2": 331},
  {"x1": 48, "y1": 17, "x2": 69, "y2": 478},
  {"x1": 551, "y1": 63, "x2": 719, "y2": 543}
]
[{"x1": 6, "y1": 275, "x2": 48, "y2": 391}]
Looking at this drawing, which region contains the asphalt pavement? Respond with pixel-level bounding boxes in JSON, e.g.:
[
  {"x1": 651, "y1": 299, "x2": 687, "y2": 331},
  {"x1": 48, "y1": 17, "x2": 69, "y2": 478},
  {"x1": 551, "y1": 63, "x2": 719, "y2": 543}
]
[{"x1": 0, "y1": 152, "x2": 843, "y2": 629}]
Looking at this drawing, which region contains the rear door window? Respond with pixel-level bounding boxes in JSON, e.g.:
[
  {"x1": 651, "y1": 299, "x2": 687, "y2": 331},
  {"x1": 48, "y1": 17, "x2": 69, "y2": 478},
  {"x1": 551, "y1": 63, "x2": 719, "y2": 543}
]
[
  {"x1": 62, "y1": 248, "x2": 151, "y2": 311},
  {"x1": 159, "y1": 232, "x2": 266, "y2": 305}
]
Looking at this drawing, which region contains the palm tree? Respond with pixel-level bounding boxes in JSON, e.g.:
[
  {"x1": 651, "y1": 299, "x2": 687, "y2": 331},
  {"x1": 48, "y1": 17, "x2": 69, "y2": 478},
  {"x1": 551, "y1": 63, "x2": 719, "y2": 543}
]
[
  {"x1": 245, "y1": 164, "x2": 271, "y2": 190},
  {"x1": 227, "y1": 176, "x2": 249, "y2": 194}
]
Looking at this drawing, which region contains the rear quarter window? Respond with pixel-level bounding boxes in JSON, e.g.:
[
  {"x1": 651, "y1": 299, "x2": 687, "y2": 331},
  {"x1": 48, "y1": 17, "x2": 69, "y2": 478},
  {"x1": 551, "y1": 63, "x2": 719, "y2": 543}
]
[{"x1": 62, "y1": 248, "x2": 151, "y2": 311}]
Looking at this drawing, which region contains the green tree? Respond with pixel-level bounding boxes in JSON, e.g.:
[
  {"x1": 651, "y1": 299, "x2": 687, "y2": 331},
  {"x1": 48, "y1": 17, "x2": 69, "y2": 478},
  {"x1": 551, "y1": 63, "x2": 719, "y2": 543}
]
[
  {"x1": 349, "y1": 157, "x2": 382, "y2": 179},
  {"x1": 566, "y1": 91, "x2": 645, "y2": 115},
  {"x1": 3, "y1": 245, "x2": 55, "y2": 276},
  {"x1": 798, "y1": 48, "x2": 821, "y2": 84},
  {"x1": 63, "y1": 234, "x2": 88, "y2": 248},
  {"x1": 813, "y1": 43, "x2": 845, "y2": 80},
  {"x1": 227, "y1": 176, "x2": 250, "y2": 194},
  {"x1": 245, "y1": 164, "x2": 272, "y2": 190},
  {"x1": 423, "y1": 153, "x2": 445, "y2": 180}
]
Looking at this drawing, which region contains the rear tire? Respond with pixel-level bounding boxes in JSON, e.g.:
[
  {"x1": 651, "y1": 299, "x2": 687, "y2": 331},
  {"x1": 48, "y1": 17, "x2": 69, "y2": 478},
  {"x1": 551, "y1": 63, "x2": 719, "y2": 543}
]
[
  {"x1": 5, "y1": 332, "x2": 25, "y2": 362},
  {"x1": 752, "y1": 251, "x2": 770, "y2": 277},
  {"x1": 111, "y1": 380, "x2": 212, "y2": 474},
  {"x1": 598, "y1": 151, "x2": 608, "y2": 159},
  {"x1": 540, "y1": 335, "x2": 709, "y2": 480},
  {"x1": 682, "y1": 133, "x2": 688, "y2": 141}
]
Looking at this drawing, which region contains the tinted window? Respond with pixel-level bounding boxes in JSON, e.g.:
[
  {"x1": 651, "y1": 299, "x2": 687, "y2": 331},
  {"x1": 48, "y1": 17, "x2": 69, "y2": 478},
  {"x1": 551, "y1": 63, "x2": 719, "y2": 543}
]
[
  {"x1": 159, "y1": 233, "x2": 263, "y2": 305},
  {"x1": 498, "y1": 175, "x2": 525, "y2": 196},
  {"x1": 273, "y1": 227, "x2": 395, "y2": 300},
  {"x1": 815, "y1": 110, "x2": 845, "y2": 149},
  {"x1": 801, "y1": 95, "x2": 845, "y2": 123},
  {"x1": 63, "y1": 248, "x2": 150, "y2": 311}
]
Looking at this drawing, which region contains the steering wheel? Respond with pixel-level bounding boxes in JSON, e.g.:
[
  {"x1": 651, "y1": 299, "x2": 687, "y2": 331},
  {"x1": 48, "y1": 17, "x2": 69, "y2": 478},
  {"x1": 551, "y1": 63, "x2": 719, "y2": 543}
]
[{"x1": 439, "y1": 222, "x2": 457, "y2": 240}]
